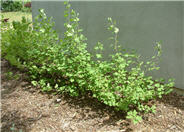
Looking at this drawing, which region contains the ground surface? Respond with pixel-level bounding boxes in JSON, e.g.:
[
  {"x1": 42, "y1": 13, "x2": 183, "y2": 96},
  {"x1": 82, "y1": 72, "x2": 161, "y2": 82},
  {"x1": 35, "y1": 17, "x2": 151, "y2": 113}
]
[{"x1": 1, "y1": 59, "x2": 184, "y2": 132}]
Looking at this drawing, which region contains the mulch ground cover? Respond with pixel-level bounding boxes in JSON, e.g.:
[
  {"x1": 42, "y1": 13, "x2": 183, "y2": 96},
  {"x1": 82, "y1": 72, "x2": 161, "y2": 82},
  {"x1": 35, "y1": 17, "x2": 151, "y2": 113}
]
[{"x1": 1, "y1": 59, "x2": 184, "y2": 132}]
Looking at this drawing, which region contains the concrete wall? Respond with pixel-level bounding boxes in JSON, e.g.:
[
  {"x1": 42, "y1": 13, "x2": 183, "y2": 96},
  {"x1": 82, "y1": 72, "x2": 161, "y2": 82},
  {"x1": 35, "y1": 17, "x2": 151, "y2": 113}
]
[{"x1": 32, "y1": 1, "x2": 184, "y2": 89}]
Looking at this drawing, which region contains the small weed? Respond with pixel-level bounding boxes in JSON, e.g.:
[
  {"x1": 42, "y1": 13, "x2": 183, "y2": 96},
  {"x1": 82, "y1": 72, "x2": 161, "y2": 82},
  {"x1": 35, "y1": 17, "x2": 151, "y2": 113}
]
[
  {"x1": 55, "y1": 104, "x2": 60, "y2": 107},
  {"x1": 5, "y1": 71, "x2": 13, "y2": 80},
  {"x1": 5, "y1": 71, "x2": 20, "y2": 80},
  {"x1": 10, "y1": 123, "x2": 22, "y2": 132}
]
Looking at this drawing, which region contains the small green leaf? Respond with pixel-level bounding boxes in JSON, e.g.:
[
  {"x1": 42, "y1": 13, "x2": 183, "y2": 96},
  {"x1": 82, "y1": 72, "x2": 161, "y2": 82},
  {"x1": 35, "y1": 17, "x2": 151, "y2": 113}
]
[
  {"x1": 96, "y1": 54, "x2": 102, "y2": 59},
  {"x1": 70, "y1": 78, "x2": 74, "y2": 82}
]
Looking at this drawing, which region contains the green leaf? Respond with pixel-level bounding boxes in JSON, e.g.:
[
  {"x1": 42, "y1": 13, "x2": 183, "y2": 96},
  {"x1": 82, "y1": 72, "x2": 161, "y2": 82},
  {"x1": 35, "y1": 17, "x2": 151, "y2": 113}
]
[
  {"x1": 70, "y1": 78, "x2": 75, "y2": 82},
  {"x1": 31, "y1": 81, "x2": 37, "y2": 86},
  {"x1": 155, "y1": 83, "x2": 160, "y2": 88},
  {"x1": 96, "y1": 54, "x2": 102, "y2": 59}
]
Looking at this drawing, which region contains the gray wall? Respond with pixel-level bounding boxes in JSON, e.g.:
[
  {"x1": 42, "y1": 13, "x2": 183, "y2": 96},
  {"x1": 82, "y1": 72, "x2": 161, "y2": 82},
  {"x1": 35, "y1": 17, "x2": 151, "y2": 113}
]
[{"x1": 32, "y1": 1, "x2": 184, "y2": 89}]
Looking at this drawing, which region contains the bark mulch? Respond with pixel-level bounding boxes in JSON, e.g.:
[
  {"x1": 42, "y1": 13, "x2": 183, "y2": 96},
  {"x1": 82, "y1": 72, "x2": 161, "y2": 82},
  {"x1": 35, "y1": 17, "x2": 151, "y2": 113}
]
[{"x1": 1, "y1": 59, "x2": 184, "y2": 132}]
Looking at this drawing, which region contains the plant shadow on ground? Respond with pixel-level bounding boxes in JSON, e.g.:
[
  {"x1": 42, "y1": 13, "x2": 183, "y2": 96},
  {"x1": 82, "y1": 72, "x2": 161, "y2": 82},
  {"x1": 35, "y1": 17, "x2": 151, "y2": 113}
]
[
  {"x1": 22, "y1": 86, "x2": 133, "y2": 131},
  {"x1": 56, "y1": 89, "x2": 184, "y2": 130},
  {"x1": 1, "y1": 110, "x2": 44, "y2": 132},
  {"x1": 157, "y1": 91, "x2": 184, "y2": 111},
  {"x1": 60, "y1": 93, "x2": 132, "y2": 131}
]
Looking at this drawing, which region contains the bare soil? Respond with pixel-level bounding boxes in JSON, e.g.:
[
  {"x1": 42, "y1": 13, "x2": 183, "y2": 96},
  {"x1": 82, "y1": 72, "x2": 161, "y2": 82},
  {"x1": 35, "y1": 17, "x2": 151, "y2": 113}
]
[{"x1": 1, "y1": 59, "x2": 184, "y2": 132}]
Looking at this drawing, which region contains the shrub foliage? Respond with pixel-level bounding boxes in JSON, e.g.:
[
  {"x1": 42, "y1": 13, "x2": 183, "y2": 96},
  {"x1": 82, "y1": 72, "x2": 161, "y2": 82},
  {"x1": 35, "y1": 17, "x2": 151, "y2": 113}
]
[
  {"x1": 1, "y1": 2, "x2": 174, "y2": 124},
  {"x1": 1, "y1": 0, "x2": 22, "y2": 12}
]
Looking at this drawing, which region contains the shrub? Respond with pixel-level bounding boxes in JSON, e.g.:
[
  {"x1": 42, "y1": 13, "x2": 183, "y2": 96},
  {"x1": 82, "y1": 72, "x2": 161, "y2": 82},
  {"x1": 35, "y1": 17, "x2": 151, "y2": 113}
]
[
  {"x1": 1, "y1": 0, "x2": 22, "y2": 12},
  {"x1": 1, "y1": 16, "x2": 32, "y2": 68},
  {"x1": 2, "y1": 1, "x2": 174, "y2": 124}
]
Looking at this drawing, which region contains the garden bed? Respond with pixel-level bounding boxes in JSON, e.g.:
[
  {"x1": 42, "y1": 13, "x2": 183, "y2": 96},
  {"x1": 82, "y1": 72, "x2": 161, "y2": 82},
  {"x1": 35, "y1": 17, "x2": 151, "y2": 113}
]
[{"x1": 1, "y1": 59, "x2": 184, "y2": 132}]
